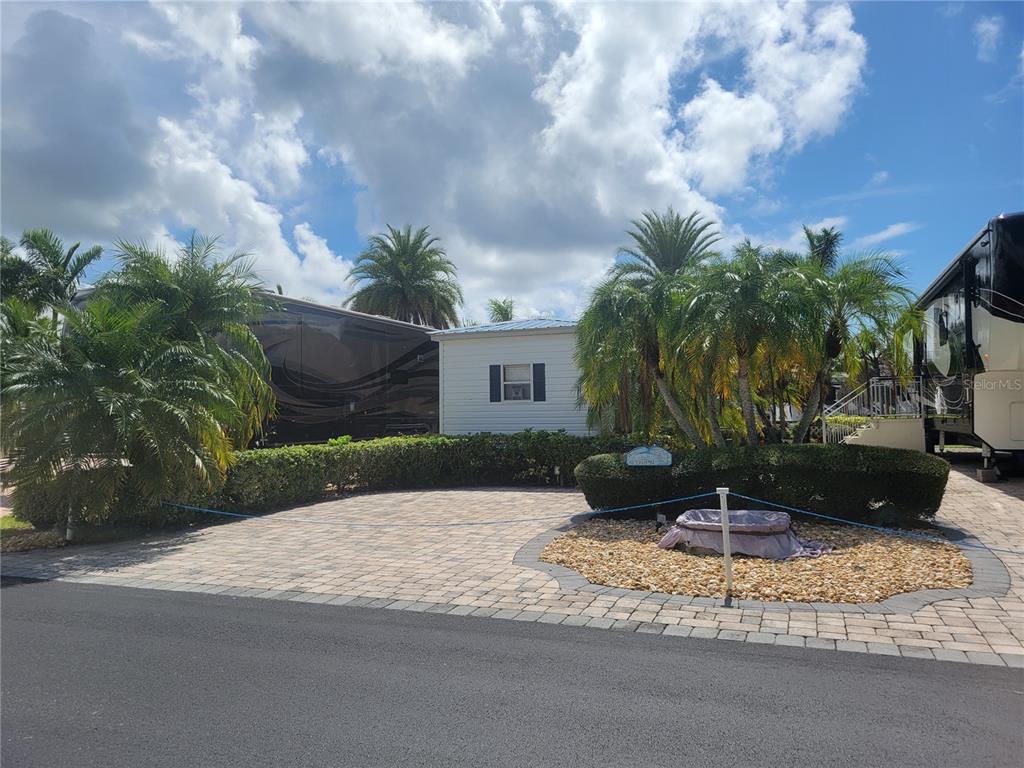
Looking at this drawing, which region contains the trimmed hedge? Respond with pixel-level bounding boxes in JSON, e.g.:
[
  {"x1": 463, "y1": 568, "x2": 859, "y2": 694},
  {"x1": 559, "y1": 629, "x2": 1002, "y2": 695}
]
[
  {"x1": 216, "y1": 432, "x2": 638, "y2": 513},
  {"x1": 574, "y1": 444, "x2": 950, "y2": 527},
  {"x1": 12, "y1": 431, "x2": 635, "y2": 529}
]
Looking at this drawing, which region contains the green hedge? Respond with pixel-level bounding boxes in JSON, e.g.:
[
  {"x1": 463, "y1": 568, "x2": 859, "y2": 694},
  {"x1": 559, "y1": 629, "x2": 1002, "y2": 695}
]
[
  {"x1": 216, "y1": 432, "x2": 637, "y2": 513},
  {"x1": 12, "y1": 431, "x2": 635, "y2": 528},
  {"x1": 822, "y1": 415, "x2": 872, "y2": 429},
  {"x1": 574, "y1": 444, "x2": 950, "y2": 527}
]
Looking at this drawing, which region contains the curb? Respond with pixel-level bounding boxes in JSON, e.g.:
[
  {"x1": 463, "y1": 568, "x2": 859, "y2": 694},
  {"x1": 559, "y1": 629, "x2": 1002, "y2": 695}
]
[{"x1": 512, "y1": 514, "x2": 1013, "y2": 614}]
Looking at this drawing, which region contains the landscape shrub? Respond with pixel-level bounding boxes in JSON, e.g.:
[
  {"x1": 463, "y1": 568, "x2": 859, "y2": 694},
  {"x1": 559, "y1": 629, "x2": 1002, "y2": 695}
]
[
  {"x1": 217, "y1": 431, "x2": 636, "y2": 514},
  {"x1": 11, "y1": 430, "x2": 635, "y2": 527},
  {"x1": 822, "y1": 415, "x2": 872, "y2": 429},
  {"x1": 574, "y1": 444, "x2": 950, "y2": 527},
  {"x1": 9, "y1": 473, "x2": 215, "y2": 530},
  {"x1": 216, "y1": 443, "x2": 338, "y2": 513}
]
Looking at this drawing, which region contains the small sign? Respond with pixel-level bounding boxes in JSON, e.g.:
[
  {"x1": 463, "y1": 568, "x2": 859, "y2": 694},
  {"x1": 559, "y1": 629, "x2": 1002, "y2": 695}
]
[{"x1": 625, "y1": 445, "x2": 672, "y2": 467}]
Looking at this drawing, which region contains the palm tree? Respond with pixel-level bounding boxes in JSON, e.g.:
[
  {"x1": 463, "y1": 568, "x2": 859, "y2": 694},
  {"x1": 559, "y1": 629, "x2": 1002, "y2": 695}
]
[
  {"x1": 790, "y1": 237, "x2": 915, "y2": 444},
  {"x1": 487, "y1": 297, "x2": 515, "y2": 322},
  {"x1": 19, "y1": 228, "x2": 102, "y2": 317},
  {"x1": 576, "y1": 209, "x2": 720, "y2": 445},
  {"x1": 576, "y1": 279, "x2": 662, "y2": 437},
  {"x1": 345, "y1": 225, "x2": 463, "y2": 328},
  {"x1": 1, "y1": 299, "x2": 238, "y2": 539},
  {"x1": 803, "y1": 225, "x2": 842, "y2": 271},
  {"x1": 97, "y1": 233, "x2": 276, "y2": 448},
  {"x1": 1, "y1": 237, "x2": 44, "y2": 306},
  {"x1": 676, "y1": 242, "x2": 803, "y2": 445}
]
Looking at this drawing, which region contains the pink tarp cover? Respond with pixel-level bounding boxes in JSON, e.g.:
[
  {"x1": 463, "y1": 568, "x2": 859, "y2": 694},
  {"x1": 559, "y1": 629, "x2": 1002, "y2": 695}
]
[{"x1": 657, "y1": 509, "x2": 833, "y2": 560}]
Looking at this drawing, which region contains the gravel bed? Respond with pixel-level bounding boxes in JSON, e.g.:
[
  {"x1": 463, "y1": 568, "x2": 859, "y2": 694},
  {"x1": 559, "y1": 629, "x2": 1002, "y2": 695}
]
[
  {"x1": 1, "y1": 530, "x2": 65, "y2": 554},
  {"x1": 540, "y1": 519, "x2": 972, "y2": 603}
]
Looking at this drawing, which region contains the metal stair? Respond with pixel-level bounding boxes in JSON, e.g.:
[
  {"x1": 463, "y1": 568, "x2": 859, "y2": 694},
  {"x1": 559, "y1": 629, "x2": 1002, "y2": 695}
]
[{"x1": 822, "y1": 377, "x2": 924, "y2": 445}]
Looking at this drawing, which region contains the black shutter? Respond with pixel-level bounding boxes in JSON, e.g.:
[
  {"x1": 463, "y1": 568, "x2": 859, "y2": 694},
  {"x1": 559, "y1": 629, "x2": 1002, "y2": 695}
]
[
  {"x1": 533, "y1": 363, "x2": 546, "y2": 402},
  {"x1": 489, "y1": 365, "x2": 501, "y2": 402}
]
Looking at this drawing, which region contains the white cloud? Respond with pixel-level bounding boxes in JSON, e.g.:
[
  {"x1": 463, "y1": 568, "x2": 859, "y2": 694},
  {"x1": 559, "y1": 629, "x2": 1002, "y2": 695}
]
[
  {"x1": 121, "y1": 28, "x2": 178, "y2": 59},
  {"x1": 973, "y1": 16, "x2": 1002, "y2": 62},
  {"x1": 236, "y1": 109, "x2": 310, "y2": 197},
  {"x1": 680, "y1": 80, "x2": 784, "y2": 196},
  {"x1": 852, "y1": 221, "x2": 922, "y2": 248},
  {"x1": 939, "y1": 3, "x2": 965, "y2": 19},
  {"x1": 291, "y1": 223, "x2": 353, "y2": 301},
  {"x1": 721, "y1": 215, "x2": 848, "y2": 255},
  {"x1": 3, "y1": 2, "x2": 868, "y2": 316},
  {"x1": 869, "y1": 170, "x2": 889, "y2": 186},
  {"x1": 520, "y1": 5, "x2": 544, "y2": 41},
  {"x1": 247, "y1": 2, "x2": 503, "y2": 80},
  {"x1": 149, "y1": 117, "x2": 347, "y2": 301},
  {"x1": 154, "y1": 3, "x2": 259, "y2": 73},
  {"x1": 742, "y1": 3, "x2": 866, "y2": 146}
]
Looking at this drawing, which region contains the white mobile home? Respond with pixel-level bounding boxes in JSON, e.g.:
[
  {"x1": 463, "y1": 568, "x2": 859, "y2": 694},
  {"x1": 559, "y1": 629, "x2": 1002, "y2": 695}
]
[{"x1": 429, "y1": 319, "x2": 590, "y2": 436}]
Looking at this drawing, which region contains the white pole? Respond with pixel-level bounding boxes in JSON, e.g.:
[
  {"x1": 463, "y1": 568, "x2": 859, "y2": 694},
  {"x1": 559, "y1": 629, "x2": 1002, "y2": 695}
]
[{"x1": 717, "y1": 487, "x2": 732, "y2": 598}]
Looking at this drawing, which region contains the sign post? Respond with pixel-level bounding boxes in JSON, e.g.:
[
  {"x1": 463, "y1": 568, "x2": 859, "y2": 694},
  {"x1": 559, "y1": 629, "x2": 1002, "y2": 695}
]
[{"x1": 716, "y1": 487, "x2": 733, "y2": 599}]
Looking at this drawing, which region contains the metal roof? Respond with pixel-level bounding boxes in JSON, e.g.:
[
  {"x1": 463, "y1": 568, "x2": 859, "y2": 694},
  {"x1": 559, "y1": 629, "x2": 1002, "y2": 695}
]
[
  {"x1": 262, "y1": 293, "x2": 438, "y2": 331},
  {"x1": 430, "y1": 318, "x2": 577, "y2": 336}
]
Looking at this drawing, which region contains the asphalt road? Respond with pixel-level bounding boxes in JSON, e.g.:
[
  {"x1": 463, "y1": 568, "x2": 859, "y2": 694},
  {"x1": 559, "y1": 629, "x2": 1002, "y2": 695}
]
[{"x1": 2, "y1": 580, "x2": 1022, "y2": 768}]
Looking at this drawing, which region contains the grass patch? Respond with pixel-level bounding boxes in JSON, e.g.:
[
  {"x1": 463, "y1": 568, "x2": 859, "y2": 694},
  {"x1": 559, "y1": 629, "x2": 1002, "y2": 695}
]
[{"x1": 0, "y1": 516, "x2": 33, "y2": 534}]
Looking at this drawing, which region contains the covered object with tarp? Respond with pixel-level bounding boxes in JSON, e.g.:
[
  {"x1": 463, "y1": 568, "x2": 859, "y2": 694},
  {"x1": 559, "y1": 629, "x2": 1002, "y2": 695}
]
[{"x1": 657, "y1": 509, "x2": 832, "y2": 560}]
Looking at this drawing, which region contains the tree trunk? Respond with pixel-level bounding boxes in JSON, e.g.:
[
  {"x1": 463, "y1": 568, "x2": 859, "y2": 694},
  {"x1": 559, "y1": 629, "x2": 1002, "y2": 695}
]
[
  {"x1": 65, "y1": 502, "x2": 77, "y2": 543},
  {"x1": 755, "y1": 403, "x2": 778, "y2": 443},
  {"x1": 653, "y1": 372, "x2": 706, "y2": 447},
  {"x1": 736, "y1": 355, "x2": 759, "y2": 445},
  {"x1": 774, "y1": 366, "x2": 790, "y2": 441},
  {"x1": 615, "y1": 369, "x2": 632, "y2": 434},
  {"x1": 705, "y1": 384, "x2": 727, "y2": 448},
  {"x1": 793, "y1": 364, "x2": 829, "y2": 444}
]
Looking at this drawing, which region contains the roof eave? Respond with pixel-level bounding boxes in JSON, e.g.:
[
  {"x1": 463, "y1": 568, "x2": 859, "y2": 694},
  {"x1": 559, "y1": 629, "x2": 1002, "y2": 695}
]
[{"x1": 430, "y1": 326, "x2": 577, "y2": 340}]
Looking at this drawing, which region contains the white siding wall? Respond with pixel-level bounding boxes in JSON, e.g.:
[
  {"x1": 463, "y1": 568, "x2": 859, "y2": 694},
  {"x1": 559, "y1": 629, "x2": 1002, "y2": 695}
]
[{"x1": 438, "y1": 331, "x2": 590, "y2": 435}]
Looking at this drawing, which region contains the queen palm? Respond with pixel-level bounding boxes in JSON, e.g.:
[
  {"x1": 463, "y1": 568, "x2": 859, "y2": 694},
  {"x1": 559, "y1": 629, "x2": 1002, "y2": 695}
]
[
  {"x1": 97, "y1": 233, "x2": 276, "y2": 447},
  {"x1": 19, "y1": 228, "x2": 103, "y2": 317},
  {"x1": 346, "y1": 225, "x2": 463, "y2": 328},
  {"x1": 676, "y1": 243, "x2": 803, "y2": 445},
  {"x1": 576, "y1": 209, "x2": 720, "y2": 445},
  {"x1": 576, "y1": 278, "x2": 662, "y2": 437},
  {"x1": 1, "y1": 237, "x2": 43, "y2": 306},
  {"x1": 487, "y1": 297, "x2": 515, "y2": 322},
  {"x1": 803, "y1": 225, "x2": 842, "y2": 271},
  {"x1": 1, "y1": 299, "x2": 238, "y2": 539}
]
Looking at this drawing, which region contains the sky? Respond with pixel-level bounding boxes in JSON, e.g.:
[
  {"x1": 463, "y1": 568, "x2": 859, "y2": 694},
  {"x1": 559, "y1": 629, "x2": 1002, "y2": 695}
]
[{"x1": 1, "y1": 1, "x2": 1022, "y2": 323}]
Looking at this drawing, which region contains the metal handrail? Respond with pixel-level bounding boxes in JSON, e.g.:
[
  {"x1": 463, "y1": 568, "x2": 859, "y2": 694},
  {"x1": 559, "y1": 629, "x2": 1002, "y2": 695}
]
[
  {"x1": 821, "y1": 376, "x2": 924, "y2": 444},
  {"x1": 822, "y1": 380, "x2": 870, "y2": 418}
]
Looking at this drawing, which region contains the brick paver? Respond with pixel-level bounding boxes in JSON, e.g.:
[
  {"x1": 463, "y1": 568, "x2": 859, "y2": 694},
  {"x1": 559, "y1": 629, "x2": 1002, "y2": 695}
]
[{"x1": 3, "y1": 468, "x2": 1023, "y2": 665}]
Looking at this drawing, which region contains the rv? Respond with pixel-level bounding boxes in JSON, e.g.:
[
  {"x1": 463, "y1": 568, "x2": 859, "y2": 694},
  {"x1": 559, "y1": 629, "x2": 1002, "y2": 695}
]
[
  {"x1": 252, "y1": 297, "x2": 439, "y2": 444},
  {"x1": 916, "y1": 212, "x2": 1024, "y2": 465}
]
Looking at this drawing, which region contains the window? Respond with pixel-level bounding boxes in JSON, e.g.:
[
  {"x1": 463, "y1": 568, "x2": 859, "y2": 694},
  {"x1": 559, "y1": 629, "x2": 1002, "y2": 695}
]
[
  {"x1": 503, "y1": 363, "x2": 532, "y2": 401},
  {"x1": 489, "y1": 363, "x2": 545, "y2": 403}
]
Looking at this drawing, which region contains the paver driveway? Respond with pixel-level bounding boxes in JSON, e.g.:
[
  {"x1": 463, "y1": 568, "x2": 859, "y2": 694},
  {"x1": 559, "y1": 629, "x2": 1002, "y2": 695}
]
[{"x1": 4, "y1": 468, "x2": 1023, "y2": 666}]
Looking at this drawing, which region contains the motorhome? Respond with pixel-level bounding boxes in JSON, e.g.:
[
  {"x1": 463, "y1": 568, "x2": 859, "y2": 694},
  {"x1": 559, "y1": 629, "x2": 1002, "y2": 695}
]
[{"x1": 916, "y1": 212, "x2": 1024, "y2": 464}]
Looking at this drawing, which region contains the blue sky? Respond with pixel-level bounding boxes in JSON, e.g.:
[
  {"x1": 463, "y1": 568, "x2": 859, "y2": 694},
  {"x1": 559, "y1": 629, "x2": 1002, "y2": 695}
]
[
  {"x1": 728, "y1": 1, "x2": 1022, "y2": 279},
  {"x1": 1, "y1": 2, "x2": 1021, "y2": 320}
]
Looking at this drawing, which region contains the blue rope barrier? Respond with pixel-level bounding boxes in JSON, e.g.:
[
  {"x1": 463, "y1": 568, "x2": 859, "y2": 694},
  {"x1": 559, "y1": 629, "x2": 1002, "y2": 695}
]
[
  {"x1": 164, "y1": 490, "x2": 1023, "y2": 557},
  {"x1": 163, "y1": 490, "x2": 721, "y2": 529},
  {"x1": 595, "y1": 491, "x2": 719, "y2": 515},
  {"x1": 726, "y1": 491, "x2": 1024, "y2": 556},
  {"x1": 163, "y1": 500, "x2": 586, "y2": 528}
]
